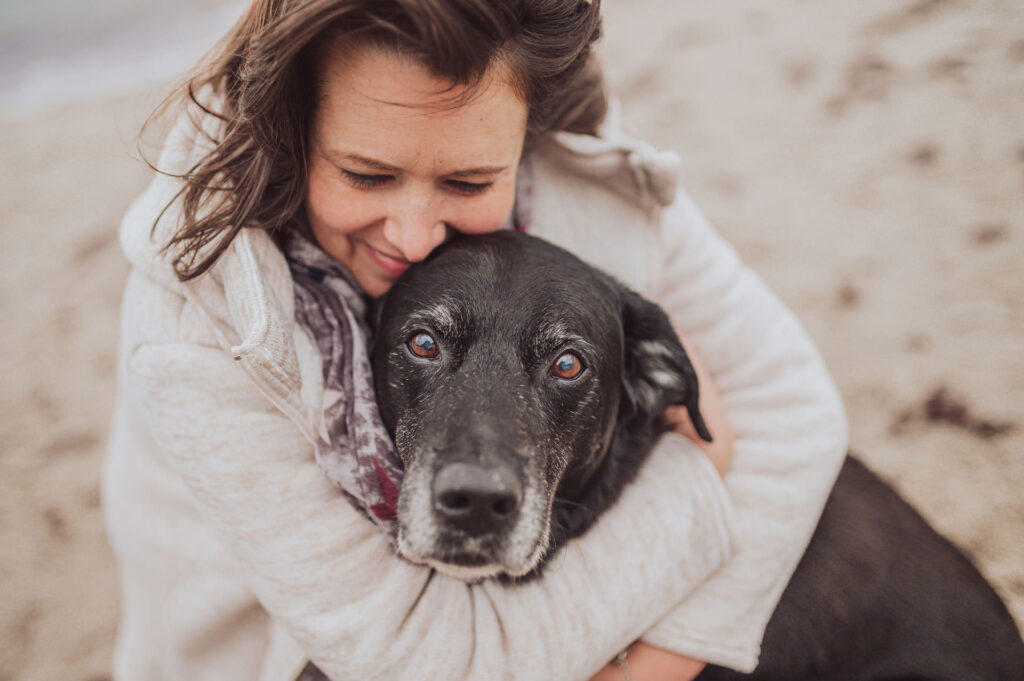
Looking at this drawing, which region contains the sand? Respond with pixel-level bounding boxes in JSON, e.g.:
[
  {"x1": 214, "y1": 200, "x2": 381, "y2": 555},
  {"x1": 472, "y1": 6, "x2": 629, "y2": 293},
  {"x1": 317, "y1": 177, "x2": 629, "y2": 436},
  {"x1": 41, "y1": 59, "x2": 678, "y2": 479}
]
[{"x1": 1, "y1": 1, "x2": 1021, "y2": 679}]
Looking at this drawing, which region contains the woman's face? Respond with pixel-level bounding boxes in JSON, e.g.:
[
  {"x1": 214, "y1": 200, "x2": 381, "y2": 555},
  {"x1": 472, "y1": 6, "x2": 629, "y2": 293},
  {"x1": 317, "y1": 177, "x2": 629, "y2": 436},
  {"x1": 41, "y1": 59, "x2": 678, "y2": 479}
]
[{"x1": 306, "y1": 45, "x2": 529, "y2": 297}]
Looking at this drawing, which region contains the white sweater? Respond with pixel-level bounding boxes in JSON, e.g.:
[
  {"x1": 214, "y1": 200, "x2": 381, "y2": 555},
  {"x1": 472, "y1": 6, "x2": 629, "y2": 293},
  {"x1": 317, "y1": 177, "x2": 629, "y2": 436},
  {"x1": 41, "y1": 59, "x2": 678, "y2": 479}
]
[{"x1": 102, "y1": 108, "x2": 848, "y2": 681}]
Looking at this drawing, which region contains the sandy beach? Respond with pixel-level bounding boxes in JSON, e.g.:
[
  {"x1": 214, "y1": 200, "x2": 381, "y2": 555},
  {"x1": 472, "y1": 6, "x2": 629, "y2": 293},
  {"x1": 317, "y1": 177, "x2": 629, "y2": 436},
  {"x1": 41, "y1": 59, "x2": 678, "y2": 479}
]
[{"x1": 1, "y1": 1, "x2": 1021, "y2": 679}]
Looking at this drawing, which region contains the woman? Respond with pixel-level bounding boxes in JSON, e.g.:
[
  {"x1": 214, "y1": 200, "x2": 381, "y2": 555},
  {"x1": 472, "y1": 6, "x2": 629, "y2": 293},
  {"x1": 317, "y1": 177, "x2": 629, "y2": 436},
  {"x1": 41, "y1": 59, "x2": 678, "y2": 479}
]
[{"x1": 103, "y1": 1, "x2": 848, "y2": 679}]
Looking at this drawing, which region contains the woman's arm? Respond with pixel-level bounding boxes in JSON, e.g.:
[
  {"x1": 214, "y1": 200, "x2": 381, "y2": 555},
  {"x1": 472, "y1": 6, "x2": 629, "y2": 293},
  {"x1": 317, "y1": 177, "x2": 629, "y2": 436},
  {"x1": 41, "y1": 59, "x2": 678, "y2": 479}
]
[
  {"x1": 635, "y1": 191, "x2": 849, "y2": 671},
  {"x1": 589, "y1": 334, "x2": 729, "y2": 681},
  {"x1": 590, "y1": 187, "x2": 848, "y2": 677},
  {"x1": 123, "y1": 276, "x2": 736, "y2": 681},
  {"x1": 588, "y1": 187, "x2": 835, "y2": 679}
]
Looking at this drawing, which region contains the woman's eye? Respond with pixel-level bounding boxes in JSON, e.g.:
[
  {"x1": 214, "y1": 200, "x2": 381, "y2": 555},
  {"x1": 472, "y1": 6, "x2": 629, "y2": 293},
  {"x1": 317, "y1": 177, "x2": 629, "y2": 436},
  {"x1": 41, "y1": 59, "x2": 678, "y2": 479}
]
[
  {"x1": 408, "y1": 332, "x2": 439, "y2": 359},
  {"x1": 446, "y1": 179, "x2": 493, "y2": 196},
  {"x1": 343, "y1": 170, "x2": 392, "y2": 189},
  {"x1": 551, "y1": 352, "x2": 584, "y2": 380}
]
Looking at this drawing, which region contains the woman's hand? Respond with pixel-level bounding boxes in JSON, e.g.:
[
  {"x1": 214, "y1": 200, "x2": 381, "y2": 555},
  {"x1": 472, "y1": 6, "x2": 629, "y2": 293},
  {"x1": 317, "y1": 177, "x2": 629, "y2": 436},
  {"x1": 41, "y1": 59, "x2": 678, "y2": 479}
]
[
  {"x1": 664, "y1": 330, "x2": 734, "y2": 477},
  {"x1": 588, "y1": 642, "x2": 707, "y2": 681}
]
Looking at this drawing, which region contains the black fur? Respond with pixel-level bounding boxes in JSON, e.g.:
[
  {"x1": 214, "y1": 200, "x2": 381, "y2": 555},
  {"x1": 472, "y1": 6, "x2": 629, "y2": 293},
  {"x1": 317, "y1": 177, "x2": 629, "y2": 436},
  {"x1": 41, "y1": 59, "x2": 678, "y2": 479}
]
[
  {"x1": 370, "y1": 231, "x2": 709, "y2": 573},
  {"x1": 698, "y1": 456, "x2": 1024, "y2": 681}
]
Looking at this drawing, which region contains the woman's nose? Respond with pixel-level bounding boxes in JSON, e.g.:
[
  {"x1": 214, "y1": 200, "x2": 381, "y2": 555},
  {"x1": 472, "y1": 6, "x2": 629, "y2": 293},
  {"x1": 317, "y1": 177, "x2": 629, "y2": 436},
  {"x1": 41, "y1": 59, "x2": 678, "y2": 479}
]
[{"x1": 382, "y1": 194, "x2": 448, "y2": 262}]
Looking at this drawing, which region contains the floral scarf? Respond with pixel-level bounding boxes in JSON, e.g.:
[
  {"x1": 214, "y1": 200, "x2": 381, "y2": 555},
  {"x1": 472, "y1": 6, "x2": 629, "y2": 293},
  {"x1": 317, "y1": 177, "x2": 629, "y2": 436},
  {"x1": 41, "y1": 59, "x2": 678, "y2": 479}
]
[{"x1": 284, "y1": 229, "x2": 404, "y2": 544}]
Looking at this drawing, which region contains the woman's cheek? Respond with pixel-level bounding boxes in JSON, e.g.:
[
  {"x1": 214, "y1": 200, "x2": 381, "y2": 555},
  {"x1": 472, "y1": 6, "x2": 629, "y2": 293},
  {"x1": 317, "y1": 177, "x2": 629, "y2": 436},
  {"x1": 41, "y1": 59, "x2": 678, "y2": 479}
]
[
  {"x1": 306, "y1": 172, "x2": 342, "y2": 231},
  {"x1": 308, "y1": 179, "x2": 377, "y2": 237}
]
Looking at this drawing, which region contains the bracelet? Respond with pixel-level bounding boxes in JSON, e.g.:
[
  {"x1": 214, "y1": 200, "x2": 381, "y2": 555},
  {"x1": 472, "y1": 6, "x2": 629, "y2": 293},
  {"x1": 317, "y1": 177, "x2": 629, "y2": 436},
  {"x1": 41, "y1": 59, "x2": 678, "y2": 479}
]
[{"x1": 613, "y1": 647, "x2": 635, "y2": 681}]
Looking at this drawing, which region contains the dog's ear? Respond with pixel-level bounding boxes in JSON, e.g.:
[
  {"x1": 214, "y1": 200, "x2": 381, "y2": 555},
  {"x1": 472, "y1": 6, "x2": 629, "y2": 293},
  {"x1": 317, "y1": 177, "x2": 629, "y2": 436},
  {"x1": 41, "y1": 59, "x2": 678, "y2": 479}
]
[{"x1": 620, "y1": 288, "x2": 713, "y2": 442}]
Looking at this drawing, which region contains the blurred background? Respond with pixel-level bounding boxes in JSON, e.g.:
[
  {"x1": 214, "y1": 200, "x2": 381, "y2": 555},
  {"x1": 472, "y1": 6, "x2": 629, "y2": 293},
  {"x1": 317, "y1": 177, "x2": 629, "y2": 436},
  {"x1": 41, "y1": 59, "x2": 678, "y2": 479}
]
[{"x1": 1, "y1": 0, "x2": 1021, "y2": 679}]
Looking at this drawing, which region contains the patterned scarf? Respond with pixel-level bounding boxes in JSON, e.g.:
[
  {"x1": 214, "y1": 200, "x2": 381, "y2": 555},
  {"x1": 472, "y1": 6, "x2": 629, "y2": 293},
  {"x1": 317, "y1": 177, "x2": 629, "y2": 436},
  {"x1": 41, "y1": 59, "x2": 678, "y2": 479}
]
[{"x1": 284, "y1": 229, "x2": 404, "y2": 544}]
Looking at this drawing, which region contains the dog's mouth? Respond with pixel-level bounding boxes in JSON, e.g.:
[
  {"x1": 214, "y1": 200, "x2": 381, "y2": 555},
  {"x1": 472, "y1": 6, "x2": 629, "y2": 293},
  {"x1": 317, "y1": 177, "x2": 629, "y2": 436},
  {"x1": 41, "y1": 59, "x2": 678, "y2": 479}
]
[
  {"x1": 399, "y1": 534, "x2": 507, "y2": 581},
  {"x1": 398, "y1": 522, "x2": 546, "y2": 580},
  {"x1": 430, "y1": 531, "x2": 505, "y2": 567},
  {"x1": 395, "y1": 456, "x2": 552, "y2": 580},
  {"x1": 443, "y1": 550, "x2": 492, "y2": 567}
]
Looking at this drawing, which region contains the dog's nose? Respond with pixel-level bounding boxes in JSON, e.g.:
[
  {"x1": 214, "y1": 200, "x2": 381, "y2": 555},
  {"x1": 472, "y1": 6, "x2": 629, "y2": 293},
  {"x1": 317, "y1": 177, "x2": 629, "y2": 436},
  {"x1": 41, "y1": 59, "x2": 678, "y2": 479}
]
[{"x1": 432, "y1": 463, "x2": 523, "y2": 537}]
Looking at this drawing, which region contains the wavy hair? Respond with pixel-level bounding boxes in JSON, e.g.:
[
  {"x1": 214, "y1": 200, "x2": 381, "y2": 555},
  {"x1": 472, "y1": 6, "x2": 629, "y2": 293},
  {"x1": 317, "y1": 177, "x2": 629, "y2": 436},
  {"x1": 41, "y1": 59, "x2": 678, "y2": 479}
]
[{"x1": 146, "y1": 0, "x2": 607, "y2": 281}]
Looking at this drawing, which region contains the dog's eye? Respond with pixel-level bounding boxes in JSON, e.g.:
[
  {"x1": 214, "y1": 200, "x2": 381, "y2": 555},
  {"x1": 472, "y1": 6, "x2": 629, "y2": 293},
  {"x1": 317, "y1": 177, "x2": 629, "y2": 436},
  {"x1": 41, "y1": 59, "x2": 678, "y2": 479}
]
[
  {"x1": 551, "y1": 352, "x2": 584, "y2": 380},
  {"x1": 408, "y1": 332, "x2": 439, "y2": 359}
]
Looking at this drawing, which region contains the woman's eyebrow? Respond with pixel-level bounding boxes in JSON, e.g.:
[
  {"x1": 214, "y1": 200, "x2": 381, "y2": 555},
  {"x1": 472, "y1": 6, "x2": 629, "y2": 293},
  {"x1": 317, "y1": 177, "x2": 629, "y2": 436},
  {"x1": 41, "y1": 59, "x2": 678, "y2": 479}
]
[
  {"x1": 332, "y1": 152, "x2": 399, "y2": 172},
  {"x1": 328, "y1": 151, "x2": 508, "y2": 177},
  {"x1": 448, "y1": 166, "x2": 509, "y2": 178}
]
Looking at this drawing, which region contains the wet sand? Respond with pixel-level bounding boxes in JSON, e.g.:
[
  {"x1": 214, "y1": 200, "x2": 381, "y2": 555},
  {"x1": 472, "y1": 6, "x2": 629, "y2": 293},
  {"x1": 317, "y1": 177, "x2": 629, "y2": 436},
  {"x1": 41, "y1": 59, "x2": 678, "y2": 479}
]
[{"x1": 1, "y1": 1, "x2": 1021, "y2": 679}]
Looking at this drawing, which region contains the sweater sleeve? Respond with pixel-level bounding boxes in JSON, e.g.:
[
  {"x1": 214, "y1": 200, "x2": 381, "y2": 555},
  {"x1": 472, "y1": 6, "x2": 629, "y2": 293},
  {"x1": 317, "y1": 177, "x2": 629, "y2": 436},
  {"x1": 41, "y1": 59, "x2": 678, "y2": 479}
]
[
  {"x1": 639, "y1": 191, "x2": 849, "y2": 671},
  {"x1": 125, "y1": 329, "x2": 736, "y2": 680}
]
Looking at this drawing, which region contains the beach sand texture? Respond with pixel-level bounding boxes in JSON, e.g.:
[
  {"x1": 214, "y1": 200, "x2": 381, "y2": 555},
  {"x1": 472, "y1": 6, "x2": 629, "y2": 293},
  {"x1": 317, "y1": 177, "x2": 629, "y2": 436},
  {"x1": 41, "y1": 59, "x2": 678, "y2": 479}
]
[{"x1": 2, "y1": 1, "x2": 1022, "y2": 680}]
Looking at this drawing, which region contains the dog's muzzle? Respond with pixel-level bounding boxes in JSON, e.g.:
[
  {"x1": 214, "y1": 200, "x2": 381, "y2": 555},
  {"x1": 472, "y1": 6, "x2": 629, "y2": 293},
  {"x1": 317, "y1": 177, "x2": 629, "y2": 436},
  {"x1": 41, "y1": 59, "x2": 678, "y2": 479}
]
[{"x1": 396, "y1": 448, "x2": 549, "y2": 579}]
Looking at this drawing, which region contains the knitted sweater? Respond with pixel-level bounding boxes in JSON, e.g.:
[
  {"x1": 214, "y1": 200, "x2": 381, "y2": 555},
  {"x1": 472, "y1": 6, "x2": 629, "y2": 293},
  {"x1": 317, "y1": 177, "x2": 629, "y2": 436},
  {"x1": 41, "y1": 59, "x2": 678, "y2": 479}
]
[{"x1": 102, "y1": 106, "x2": 848, "y2": 681}]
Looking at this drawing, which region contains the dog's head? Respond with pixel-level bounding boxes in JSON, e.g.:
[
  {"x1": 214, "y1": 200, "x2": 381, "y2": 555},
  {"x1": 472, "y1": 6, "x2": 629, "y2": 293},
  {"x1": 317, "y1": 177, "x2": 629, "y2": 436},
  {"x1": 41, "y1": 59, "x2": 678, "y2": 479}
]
[{"x1": 371, "y1": 232, "x2": 709, "y2": 580}]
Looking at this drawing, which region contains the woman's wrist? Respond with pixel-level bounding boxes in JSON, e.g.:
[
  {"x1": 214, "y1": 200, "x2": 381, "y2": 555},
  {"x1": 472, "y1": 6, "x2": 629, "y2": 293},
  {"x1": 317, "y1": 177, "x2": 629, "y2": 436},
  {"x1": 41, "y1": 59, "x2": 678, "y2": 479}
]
[{"x1": 588, "y1": 642, "x2": 707, "y2": 681}]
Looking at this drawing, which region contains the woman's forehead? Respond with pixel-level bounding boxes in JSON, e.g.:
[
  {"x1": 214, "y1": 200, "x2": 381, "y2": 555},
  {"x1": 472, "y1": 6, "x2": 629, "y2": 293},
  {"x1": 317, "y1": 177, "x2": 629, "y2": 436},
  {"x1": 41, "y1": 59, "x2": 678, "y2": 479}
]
[{"x1": 313, "y1": 45, "x2": 527, "y2": 173}]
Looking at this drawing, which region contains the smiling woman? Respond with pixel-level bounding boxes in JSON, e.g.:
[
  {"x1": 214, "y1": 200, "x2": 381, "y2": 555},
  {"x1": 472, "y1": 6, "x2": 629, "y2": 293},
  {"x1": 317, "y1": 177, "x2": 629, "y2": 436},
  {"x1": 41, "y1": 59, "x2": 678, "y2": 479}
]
[
  {"x1": 105, "y1": 1, "x2": 850, "y2": 680},
  {"x1": 305, "y1": 45, "x2": 527, "y2": 296}
]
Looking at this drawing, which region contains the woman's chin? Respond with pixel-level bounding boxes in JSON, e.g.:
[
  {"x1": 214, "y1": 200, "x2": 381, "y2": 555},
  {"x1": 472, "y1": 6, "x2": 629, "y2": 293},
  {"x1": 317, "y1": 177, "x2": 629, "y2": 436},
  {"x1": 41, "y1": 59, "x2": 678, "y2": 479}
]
[
  {"x1": 344, "y1": 260, "x2": 392, "y2": 298},
  {"x1": 360, "y1": 274, "x2": 394, "y2": 298}
]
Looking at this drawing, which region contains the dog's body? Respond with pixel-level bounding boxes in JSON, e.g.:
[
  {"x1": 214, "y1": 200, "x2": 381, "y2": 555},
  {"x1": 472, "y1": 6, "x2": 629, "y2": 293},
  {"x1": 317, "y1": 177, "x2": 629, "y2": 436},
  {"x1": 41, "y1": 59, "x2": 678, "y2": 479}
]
[
  {"x1": 302, "y1": 231, "x2": 1024, "y2": 681},
  {"x1": 698, "y1": 455, "x2": 1024, "y2": 681}
]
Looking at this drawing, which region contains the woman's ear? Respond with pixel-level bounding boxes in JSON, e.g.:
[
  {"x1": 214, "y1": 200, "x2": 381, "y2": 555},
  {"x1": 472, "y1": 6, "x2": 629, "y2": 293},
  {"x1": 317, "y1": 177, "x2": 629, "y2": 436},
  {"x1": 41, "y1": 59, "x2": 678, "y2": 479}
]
[{"x1": 619, "y1": 287, "x2": 713, "y2": 442}]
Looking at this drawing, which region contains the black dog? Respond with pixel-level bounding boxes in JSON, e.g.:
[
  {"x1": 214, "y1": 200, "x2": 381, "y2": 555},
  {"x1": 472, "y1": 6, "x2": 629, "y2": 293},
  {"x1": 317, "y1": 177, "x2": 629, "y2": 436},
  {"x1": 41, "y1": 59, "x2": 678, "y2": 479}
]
[
  {"x1": 371, "y1": 230, "x2": 710, "y2": 580},
  {"x1": 304, "y1": 231, "x2": 1024, "y2": 680}
]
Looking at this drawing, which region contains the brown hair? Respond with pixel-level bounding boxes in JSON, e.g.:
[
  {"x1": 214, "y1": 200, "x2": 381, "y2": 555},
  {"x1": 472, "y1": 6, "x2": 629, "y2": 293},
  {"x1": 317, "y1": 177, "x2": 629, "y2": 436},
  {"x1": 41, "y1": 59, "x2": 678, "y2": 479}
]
[{"x1": 148, "y1": 0, "x2": 607, "y2": 281}]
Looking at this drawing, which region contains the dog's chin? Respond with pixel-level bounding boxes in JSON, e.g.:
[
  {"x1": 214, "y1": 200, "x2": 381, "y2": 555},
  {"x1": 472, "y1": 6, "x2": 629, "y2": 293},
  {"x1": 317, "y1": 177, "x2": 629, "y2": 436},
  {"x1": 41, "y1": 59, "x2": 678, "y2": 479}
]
[
  {"x1": 424, "y1": 558, "x2": 504, "y2": 582},
  {"x1": 396, "y1": 544, "x2": 505, "y2": 582},
  {"x1": 397, "y1": 535, "x2": 546, "y2": 582},
  {"x1": 395, "y1": 482, "x2": 554, "y2": 581}
]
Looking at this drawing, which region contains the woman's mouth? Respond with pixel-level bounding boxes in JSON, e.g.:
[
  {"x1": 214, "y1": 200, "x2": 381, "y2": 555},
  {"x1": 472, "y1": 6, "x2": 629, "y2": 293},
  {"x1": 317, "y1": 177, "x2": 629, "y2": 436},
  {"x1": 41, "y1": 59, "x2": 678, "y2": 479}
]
[{"x1": 362, "y1": 242, "x2": 410, "y2": 277}]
